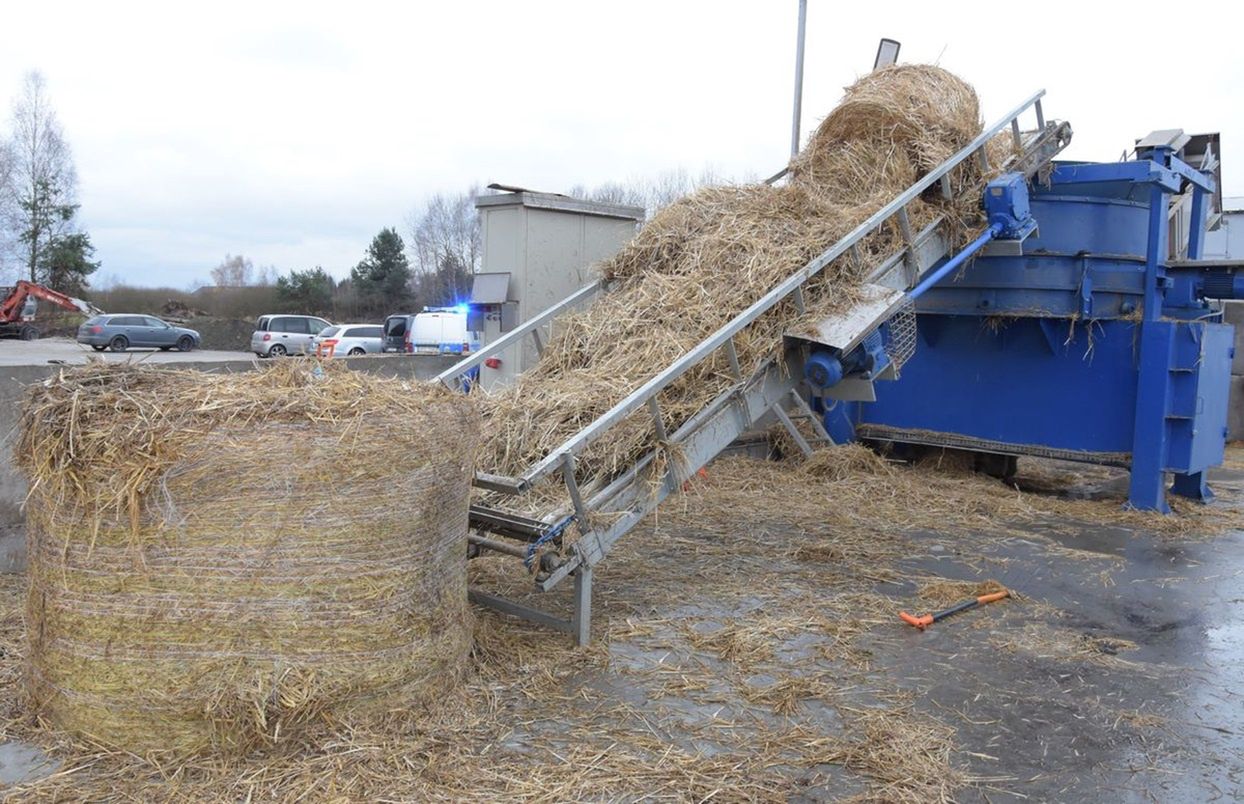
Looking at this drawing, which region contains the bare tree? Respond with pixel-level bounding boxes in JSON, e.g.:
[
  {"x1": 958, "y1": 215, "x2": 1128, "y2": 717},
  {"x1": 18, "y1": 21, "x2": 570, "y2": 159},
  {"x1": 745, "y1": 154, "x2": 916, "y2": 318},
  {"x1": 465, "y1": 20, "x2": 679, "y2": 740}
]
[
  {"x1": 407, "y1": 186, "x2": 480, "y2": 306},
  {"x1": 3, "y1": 72, "x2": 79, "y2": 283},
  {"x1": 569, "y1": 180, "x2": 647, "y2": 210},
  {"x1": 254, "y1": 264, "x2": 277, "y2": 286},
  {"x1": 0, "y1": 144, "x2": 13, "y2": 281},
  {"x1": 397, "y1": 170, "x2": 731, "y2": 306},
  {"x1": 209, "y1": 254, "x2": 254, "y2": 286},
  {"x1": 570, "y1": 167, "x2": 728, "y2": 222}
]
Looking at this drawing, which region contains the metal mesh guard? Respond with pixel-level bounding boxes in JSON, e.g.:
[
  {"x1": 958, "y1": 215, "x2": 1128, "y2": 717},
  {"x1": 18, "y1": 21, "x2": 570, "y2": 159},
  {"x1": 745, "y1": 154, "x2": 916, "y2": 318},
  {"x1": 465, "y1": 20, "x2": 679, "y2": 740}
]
[{"x1": 884, "y1": 299, "x2": 917, "y2": 371}]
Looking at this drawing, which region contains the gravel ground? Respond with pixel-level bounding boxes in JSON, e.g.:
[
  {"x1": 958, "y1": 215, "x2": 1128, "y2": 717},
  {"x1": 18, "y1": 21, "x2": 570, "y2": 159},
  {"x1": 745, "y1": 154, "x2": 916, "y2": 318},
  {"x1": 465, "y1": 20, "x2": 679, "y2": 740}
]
[{"x1": 0, "y1": 337, "x2": 254, "y2": 367}]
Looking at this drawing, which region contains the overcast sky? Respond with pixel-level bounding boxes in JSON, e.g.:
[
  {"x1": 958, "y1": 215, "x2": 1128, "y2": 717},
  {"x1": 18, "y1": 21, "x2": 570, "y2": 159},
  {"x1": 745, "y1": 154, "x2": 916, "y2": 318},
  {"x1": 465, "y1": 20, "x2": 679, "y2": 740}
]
[{"x1": 1, "y1": 0, "x2": 1240, "y2": 288}]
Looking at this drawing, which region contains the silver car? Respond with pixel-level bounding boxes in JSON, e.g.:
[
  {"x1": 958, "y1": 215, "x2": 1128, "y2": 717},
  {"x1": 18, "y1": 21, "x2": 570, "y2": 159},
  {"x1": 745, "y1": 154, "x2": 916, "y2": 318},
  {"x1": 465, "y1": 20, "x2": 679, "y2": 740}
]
[
  {"x1": 77, "y1": 314, "x2": 201, "y2": 352},
  {"x1": 311, "y1": 324, "x2": 384, "y2": 357},
  {"x1": 251, "y1": 314, "x2": 331, "y2": 357}
]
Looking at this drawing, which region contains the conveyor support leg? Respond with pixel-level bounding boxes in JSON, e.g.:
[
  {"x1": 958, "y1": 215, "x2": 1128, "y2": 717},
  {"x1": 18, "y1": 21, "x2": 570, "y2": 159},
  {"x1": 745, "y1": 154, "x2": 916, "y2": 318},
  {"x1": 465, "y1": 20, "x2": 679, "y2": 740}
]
[
  {"x1": 572, "y1": 566, "x2": 593, "y2": 647},
  {"x1": 1171, "y1": 471, "x2": 1214, "y2": 502}
]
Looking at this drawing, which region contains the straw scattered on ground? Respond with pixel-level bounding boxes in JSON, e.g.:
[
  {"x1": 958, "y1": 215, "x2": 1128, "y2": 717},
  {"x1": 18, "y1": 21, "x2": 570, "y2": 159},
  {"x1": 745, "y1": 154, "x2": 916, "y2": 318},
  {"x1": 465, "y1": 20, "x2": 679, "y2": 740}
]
[{"x1": 784, "y1": 442, "x2": 1243, "y2": 541}]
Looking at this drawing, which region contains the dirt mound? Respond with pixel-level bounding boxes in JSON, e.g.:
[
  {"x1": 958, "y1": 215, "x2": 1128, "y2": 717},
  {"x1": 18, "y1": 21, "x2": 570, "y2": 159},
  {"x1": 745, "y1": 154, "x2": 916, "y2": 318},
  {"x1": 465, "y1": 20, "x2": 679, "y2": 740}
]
[
  {"x1": 160, "y1": 299, "x2": 208, "y2": 319},
  {"x1": 186, "y1": 316, "x2": 254, "y2": 351}
]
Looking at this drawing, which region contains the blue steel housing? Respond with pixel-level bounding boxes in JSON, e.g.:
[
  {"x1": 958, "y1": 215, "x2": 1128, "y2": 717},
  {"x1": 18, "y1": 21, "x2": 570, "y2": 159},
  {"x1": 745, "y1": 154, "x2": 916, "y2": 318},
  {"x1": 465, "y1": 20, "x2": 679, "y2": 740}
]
[{"x1": 816, "y1": 138, "x2": 1235, "y2": 511}]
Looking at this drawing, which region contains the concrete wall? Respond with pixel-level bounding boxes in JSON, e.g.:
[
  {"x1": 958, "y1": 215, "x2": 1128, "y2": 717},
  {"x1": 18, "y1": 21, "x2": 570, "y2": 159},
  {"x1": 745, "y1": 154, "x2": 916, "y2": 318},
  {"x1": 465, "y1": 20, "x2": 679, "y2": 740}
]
[
  {"x1": 0, "y1": 354, "x2": 460, "y2": 571},
  {"x1": 1203, "y1": 208, "x2": 1241, "y2": 260},
  {"x1": 1225, "y1": 302, "x2": 1244, "y2": 441}
]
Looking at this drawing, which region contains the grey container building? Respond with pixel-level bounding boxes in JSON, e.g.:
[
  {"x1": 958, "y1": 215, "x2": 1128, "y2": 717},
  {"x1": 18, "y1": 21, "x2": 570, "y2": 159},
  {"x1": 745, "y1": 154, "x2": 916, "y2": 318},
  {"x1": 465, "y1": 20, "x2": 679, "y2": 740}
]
[{"x1": 472, "y1": 187, "x2": 643, "y2": 388}]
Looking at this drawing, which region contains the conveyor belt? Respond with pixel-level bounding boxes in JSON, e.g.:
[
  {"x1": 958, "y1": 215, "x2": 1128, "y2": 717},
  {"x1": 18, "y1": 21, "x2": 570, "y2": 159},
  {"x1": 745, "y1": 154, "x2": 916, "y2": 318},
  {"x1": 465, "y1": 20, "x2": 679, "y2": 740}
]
[{"x1": 440, "y1": 93, "x2": 1071, "y2": 645}]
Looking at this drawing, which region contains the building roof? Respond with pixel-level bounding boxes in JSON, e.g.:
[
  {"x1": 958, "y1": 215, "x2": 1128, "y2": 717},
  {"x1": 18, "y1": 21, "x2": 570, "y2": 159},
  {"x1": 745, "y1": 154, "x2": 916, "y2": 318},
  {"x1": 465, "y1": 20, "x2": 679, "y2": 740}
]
[{"x1": 475, "y1": 186, "x2": 644, "y2": 221}]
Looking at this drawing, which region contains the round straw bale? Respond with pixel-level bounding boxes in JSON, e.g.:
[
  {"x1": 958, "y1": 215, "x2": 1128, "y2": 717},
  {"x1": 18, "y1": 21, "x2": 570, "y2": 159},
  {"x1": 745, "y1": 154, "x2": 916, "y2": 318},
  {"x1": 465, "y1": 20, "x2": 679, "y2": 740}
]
[
  {"x1": 791, "y1": 64, "x2": 981, "y2": 185},
  {"x1": 17, "y1": 361, "x2": 478, "y2": 757}
]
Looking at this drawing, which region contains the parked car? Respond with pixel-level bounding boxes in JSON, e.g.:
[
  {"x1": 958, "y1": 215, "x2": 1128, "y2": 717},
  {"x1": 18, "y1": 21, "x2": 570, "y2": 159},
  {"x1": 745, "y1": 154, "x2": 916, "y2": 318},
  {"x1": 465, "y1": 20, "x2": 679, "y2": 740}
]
[
  {"x1": 311, "y1": 324, "x2": 384, "y2": 357},
  {"x1": 382, "y1": 313, "x2": 415, "y2": 352},
  {"x1": 251, "y1": 314, "x2": 331, "y2": 357},
  {"x1": 77, "y1": 314, "x2": 200, "y2": 352}
]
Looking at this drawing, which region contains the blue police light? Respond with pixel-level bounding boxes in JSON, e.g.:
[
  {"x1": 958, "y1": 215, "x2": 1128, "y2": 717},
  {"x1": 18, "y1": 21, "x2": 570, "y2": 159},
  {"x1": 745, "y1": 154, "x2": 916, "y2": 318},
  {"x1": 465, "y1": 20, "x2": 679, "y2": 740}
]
[{"x1": 454, "y1": 303, "x2": 469, "y2": 315}]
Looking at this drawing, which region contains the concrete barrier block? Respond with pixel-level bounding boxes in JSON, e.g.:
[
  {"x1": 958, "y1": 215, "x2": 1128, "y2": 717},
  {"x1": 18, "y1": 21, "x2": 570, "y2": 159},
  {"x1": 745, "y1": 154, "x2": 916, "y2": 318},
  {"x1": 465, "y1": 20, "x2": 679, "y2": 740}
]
[
  {"x1": 1222, "y1": 302, "x2": 1244, "y2": 375},
  {"x1": 1230, "y1": 375, "x2": 1244, "y2": 442},
  {"x1": 0, "y1": 526, "x2": 25, "y2": 573},
  {"x1": 1222, "y1": 301, "x2": 1244, "y2": 328}
]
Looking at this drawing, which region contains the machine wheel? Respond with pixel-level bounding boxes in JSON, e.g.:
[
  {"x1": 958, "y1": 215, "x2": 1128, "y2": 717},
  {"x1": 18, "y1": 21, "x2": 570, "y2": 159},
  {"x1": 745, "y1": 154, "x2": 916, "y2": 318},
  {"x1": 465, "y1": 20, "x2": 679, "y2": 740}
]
[
  {"x1": 176, "y1": 335, "x2": 195, "y2": 352},
  {"x1": 268, "y1": 343, "x2": 287, "y2": 357},
  {"x1": 91, "y1": 345, "x2": 106, "y2": 352},
  {"x1": 109, "y1": 335, "x2": 128, "y2": 352},
  {"x1": 348, "y1": 347, "x2": 366, "y2": 356},
  {"x1": 18, "y1": 325, "x2": 38, "y2": 341}
]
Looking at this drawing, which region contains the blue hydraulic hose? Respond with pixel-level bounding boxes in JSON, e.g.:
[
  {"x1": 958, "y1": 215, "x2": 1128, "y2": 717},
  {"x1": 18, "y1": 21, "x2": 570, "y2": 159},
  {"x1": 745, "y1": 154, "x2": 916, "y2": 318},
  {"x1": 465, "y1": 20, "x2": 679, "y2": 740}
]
[{"x1": 908, "y1": 222, "x2": 1004, "y2": 300}]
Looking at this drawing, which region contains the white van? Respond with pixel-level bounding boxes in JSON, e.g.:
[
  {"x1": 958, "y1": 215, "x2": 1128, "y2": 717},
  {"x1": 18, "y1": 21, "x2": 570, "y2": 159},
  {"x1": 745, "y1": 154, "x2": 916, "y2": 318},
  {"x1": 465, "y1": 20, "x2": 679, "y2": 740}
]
[{"x1": 385, "y1": 309, "x2": 480, "y2": 354}]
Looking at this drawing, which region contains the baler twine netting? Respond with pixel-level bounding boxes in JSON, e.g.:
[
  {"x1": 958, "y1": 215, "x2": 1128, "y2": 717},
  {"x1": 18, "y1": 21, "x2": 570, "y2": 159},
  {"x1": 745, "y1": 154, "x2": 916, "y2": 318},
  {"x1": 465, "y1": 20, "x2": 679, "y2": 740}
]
[
  {"x1": 477, "y1": 65, "x2": 1010, "y2": 510},
  {"x1": 17, "y1": 360, "x2": 479, "y2": 757}
]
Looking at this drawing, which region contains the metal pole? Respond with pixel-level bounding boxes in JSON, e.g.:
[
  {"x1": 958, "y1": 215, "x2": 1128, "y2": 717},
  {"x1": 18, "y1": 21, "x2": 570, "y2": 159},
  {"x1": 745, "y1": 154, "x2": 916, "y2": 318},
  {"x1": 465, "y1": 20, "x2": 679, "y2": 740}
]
[{"x1": 790, "y1": 0, "x2": 807, "y2": 158}]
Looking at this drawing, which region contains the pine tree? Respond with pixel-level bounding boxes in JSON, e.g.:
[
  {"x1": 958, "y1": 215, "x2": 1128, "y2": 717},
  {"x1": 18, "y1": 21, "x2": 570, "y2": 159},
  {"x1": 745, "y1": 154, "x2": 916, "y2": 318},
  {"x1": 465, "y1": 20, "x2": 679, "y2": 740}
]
[{"x1": 350, "y1": 228, "x2": 412, "y2": 316}]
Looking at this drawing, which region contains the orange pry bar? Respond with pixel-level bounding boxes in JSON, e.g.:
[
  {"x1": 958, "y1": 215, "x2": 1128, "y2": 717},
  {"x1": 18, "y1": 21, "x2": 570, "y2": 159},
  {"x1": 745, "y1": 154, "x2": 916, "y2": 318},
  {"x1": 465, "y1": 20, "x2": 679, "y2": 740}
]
[{"x1": 899, "y1": 588, "x2": 1010, "y2": 630}]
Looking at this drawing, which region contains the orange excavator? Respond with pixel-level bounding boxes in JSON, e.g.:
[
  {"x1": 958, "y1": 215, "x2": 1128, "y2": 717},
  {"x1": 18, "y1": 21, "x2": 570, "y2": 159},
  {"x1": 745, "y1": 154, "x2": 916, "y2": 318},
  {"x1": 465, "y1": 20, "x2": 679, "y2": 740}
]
[{"x1": 0, "y1": 280, "x2": 103, "y2": 341}]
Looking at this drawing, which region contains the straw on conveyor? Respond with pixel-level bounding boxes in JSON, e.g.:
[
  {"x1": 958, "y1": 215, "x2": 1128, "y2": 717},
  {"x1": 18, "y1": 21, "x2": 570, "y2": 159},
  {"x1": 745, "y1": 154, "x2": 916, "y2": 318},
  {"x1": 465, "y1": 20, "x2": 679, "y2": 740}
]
[
  {"x1": 476, "y1": 65, "x2": 1005, "y2": 510},
  {"x1": 17, "y1": 361, "x2": 479, "y2": 757}
]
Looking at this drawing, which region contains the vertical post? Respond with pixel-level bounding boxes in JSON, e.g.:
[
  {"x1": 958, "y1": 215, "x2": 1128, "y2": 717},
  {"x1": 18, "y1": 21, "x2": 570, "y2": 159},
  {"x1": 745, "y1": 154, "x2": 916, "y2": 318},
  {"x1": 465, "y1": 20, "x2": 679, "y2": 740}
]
[
  {"x1": 1187, "y1": 186, "x2": 1207, "y2": 261},
  {"x1": 1129, "y1": 322, "x2": 1173, "y2": 513},
  {"x1": 790, "y1": 0, "x2": 808, "y2": 159},
  {"x1": 1128, "y1": 176, "x2": 1174, "y2": 512},
  {"x1": 723, "y1": 337, "x2": 743, "y2": 379},
  {"x1": 561, "y1": 453, "x2": 590, "y2": 526},
  {"x1": 647, "y1": 396, "x2": 669, "y2": 442},
  {"x1": 791, "y1": 284, "x2": 807, "y2": 314},
  {"x1": 1142, "y1": 178, "x2": 1169, "y2": 322},
  {"x1": 896, "y1": 206, "x2": 917, "y2": 283},
  {"x1": 572, "y1": 565, "x2": 593, "y2": 647}
]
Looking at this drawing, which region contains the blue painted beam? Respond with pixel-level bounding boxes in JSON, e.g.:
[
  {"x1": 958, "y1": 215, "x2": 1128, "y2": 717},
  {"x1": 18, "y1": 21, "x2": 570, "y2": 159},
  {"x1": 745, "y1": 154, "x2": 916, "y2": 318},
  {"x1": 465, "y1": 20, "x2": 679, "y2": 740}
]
[{"x1": 1050, "y1": 161, "x2": 1181, "y2": 192}]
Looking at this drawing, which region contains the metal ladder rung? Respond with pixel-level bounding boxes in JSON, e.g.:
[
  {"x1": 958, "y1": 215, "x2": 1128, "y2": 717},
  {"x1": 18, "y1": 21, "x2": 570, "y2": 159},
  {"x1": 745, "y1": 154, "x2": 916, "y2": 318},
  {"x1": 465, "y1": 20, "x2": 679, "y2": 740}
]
[{"x1": 772, "y1": 405, "x2": 812, "y2": 456}]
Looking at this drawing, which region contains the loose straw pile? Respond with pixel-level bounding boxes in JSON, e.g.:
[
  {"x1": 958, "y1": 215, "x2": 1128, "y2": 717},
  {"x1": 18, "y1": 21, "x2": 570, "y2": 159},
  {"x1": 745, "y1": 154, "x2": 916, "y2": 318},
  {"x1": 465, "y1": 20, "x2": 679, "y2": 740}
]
[{"x1": 17, "y1": 361, "x2": 479, "y2": 757}]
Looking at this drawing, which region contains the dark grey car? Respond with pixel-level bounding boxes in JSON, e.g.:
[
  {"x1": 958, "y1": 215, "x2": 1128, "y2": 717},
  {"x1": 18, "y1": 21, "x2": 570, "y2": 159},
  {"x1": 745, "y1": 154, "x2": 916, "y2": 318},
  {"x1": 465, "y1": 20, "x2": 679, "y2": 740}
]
[{"x1": 77, "y1": 315, "x2": 201, "y2": 352}]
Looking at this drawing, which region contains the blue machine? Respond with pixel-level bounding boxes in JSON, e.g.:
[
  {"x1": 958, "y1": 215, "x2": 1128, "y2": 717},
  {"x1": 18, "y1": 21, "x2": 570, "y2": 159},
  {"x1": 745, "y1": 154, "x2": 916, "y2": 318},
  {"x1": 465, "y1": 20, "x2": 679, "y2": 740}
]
[{"x1": 811, "y1": 129, "x2": 1238, "y2": 512}]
